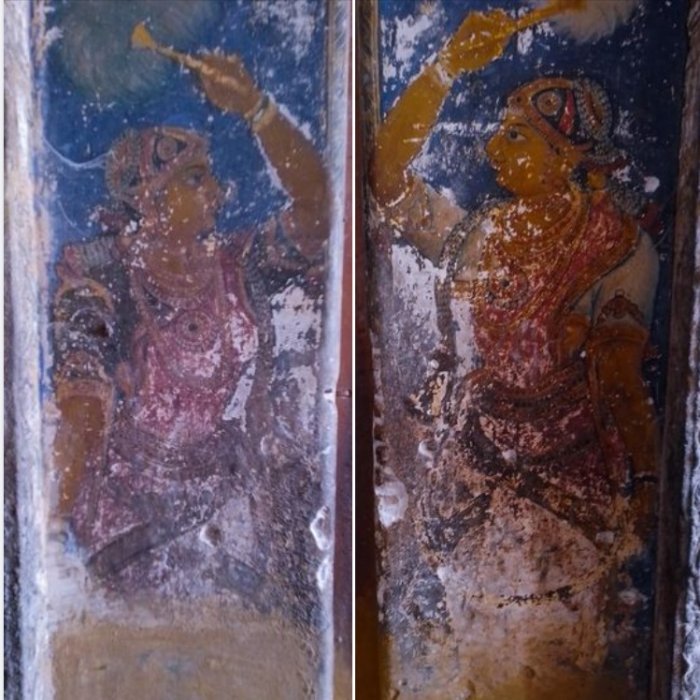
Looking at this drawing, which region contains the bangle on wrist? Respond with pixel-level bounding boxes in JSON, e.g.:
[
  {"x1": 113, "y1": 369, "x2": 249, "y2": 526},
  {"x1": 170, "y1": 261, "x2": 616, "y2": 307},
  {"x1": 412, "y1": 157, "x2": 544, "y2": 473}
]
[
  {"x1": 243, "y1": 92, "x2": 266, "y2": 122},
  {"x1": 250, "y1": 96, "x2": 278, "y2": 133}
]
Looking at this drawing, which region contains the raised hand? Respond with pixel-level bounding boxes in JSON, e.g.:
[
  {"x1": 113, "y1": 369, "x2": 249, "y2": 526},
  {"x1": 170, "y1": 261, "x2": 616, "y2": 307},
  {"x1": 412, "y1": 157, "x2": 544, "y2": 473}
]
[
  {"x1": 439, "y1": 10, "x2": 517, "y2": 77},
  {"x1": 194, "y1": 53, "x2": 261, "y2": 116},
  {"x1": 131, "y1": 24, "x2": 262, "y2": 117}
]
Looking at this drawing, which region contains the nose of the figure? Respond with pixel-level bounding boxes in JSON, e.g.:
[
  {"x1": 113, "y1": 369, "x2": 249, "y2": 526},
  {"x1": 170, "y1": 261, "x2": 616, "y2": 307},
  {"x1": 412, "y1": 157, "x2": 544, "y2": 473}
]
[{"x1": 485, "y1": 131, "x2": 503, "y2": 169}]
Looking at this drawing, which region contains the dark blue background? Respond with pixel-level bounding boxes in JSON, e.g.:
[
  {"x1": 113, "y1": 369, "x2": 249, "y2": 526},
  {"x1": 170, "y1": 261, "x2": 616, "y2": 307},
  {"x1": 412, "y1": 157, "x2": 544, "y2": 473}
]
[
  {"x1": 380, "y1": 0, "x2": 687, "y2": 212},
  {"x1": 40, "y1": 0, "x2": 328, "y2": 249}
]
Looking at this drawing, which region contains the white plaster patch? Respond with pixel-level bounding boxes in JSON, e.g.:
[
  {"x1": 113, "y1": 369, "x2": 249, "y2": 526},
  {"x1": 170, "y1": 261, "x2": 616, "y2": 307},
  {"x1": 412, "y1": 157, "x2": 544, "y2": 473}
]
[
  {"x1": 383, "y1": 2, "x2": 447, "y2": 85},
  {"x1": 394, "y1": 14, "x2": 433, "y2": 80},
  {"x1": 390, "y1": 244, "x2": 439, "y2": 330},
  {"x1": 612, "y1": 164, "x2": 632, "y2": 183},
  {"x1": 644, "y1": 176, "x2": 660, "y2": 194},
  {"x1": 681, "y1": 220, "x2": 700, "y2": 698},
  {"x1": 375, "y1": 479, "x2": 408, "y2": 528},
  {"x1": 615, "y1": 109, "x2": 634, "y2": 140},
  {"x1": 517, "y1": 27, "x2": 535, "y2": 55},
  {"x1": 222, "y1": 360, "x2": 256, "y2": 428},
  {"x1": 316, "y1": 555, "x2": 331, "y2": 592},
  {"x1": 450, "y1": 294, "x2": 477, "y2": 383},
  {"x1": 271, "y1": 284, "x2": 320, "y2": 354},
  {"x1": 249, "y1": 0, "x2": 318, "y2": 64},
  {"x1": 417, "y1": 438, "x2": 436, "y2": 467},
  {"x1": 501, "y1": 448, "x2": 517, "y2": 465},
  {"x1": 438, "y1": 186, "x2": 457, "y2": 204},
  {"x1": 310, "y1": 506, "x2": 332, "y2": 552}
]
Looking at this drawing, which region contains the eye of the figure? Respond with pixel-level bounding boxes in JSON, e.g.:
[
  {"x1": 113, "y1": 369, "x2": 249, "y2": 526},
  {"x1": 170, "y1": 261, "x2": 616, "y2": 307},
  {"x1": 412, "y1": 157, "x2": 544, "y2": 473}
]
[{"x1": 507, "y1": 128, "x2": 525, "y2": 142}]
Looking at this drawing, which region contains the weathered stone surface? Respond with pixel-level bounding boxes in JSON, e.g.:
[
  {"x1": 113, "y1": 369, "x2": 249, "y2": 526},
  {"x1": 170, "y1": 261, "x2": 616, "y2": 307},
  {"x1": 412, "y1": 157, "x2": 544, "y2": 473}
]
[
  {"x1": 5, "y1": 0, "x2": 350, "y2": 697},
  {"x1": 362, "y1": 1, "x2": 695, "y2": 698}
]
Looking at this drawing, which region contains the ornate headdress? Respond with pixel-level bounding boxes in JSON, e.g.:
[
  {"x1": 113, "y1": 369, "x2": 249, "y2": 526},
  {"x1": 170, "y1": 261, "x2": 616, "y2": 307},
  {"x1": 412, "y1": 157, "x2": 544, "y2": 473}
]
[
  {"x1": 507, "y1": 77, "x2": 620, "y2": 169},
  {"x1": 105, "y1": 126, "x2": 209, "y2": 211},
  {"x1": 507, "y1": 77, "x2": 649, "y2": 217}
]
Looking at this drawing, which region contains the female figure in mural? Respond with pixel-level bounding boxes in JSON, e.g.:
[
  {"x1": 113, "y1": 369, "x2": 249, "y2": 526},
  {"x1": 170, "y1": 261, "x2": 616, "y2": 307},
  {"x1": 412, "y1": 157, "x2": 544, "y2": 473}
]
[
  {"x1": 52, "y1": 52, "x2": 327, "y2": 608},
  {"x1": 372, "y1": 10, "x2": 658, "y2": 699}
]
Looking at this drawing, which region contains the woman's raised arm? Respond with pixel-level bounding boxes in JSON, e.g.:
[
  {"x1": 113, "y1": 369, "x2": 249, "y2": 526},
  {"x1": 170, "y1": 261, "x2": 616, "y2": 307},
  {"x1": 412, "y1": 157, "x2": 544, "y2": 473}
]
[
  {"x1": 193, "y1": 53, "x2": 329, "y2": 261},
  {"x1": 372, "y1": 10, "x2": 516, "y2": 207}
]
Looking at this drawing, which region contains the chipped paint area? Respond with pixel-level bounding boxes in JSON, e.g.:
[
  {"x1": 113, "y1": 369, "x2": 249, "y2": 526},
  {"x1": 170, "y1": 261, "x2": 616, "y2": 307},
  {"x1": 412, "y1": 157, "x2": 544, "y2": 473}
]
[
  {"x1": 271, "y1": 282, "x2": 322, "y2": 438},
  {"x1": 13, "y1": 0, "x2": 340, "y2": 697},
  {"x1": 251, "y1": 0, "x2": 319, "y2": 66},
  {"x1": 375, "y1": 479, "x2": 408, "y2": 528},
  {"x1": 271, "y1": 283, "x2": 321, "y2": 354},
  {"x1": 310, "y1": 505, "x2": 332, "y2": 552},
  {"x1": 371, "y1": 0, "x2": 689, "y2": 697}
]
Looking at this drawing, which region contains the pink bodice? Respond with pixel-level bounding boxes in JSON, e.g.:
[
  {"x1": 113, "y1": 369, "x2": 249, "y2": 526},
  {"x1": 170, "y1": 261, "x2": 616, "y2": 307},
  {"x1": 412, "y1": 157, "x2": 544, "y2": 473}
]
[{"x1": 126, "y1": 253, "x2": 257, "y2": 446}]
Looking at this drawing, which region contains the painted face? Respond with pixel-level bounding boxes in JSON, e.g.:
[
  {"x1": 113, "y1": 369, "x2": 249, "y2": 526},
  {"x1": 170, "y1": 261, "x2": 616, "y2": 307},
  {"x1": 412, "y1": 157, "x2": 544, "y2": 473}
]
[
  {"x1": 153, "y1": 160, "x2": 224, "y2": 244},
  {"x1": 485, "y1": 112, "x2": 577, "y2": 197}
]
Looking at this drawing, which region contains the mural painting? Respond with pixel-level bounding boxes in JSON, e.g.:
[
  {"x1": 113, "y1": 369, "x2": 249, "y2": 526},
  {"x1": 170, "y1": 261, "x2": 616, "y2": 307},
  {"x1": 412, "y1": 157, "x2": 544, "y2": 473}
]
[
  {"x1": 366, "y1": 1, "x2": 688, "y2": 698},
  {"x1": 24, "y1": 1, "x2": 345, "y2": 697}
]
